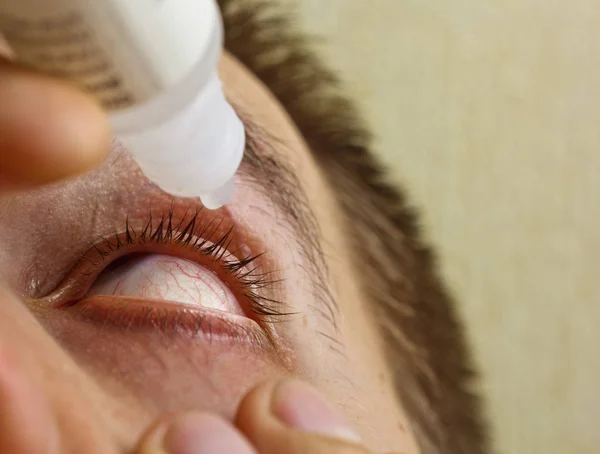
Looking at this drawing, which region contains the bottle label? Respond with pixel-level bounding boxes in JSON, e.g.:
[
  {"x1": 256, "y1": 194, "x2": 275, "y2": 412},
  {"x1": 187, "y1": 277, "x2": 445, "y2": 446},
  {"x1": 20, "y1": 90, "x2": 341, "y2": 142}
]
[
  {"x1": 0, "y1": 0, "x2": 214, "y2": 111},
  {"x1": 0, "y1": 9, "x2": 138, "y2": 109}
]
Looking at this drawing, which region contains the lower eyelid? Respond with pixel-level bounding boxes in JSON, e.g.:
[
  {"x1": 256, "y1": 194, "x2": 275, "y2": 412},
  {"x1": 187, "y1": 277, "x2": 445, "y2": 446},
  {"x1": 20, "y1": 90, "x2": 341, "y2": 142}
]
[
  {"x1": 58, "y1": 295, "x2": 278, "y2": 357},
  {"x1": 28, "y1": 235, "x2": 288, "y2": 359}
]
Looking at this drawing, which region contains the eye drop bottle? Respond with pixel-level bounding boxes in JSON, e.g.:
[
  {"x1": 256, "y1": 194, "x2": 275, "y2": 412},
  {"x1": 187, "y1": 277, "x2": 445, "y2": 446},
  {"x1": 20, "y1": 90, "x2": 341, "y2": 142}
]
[{"x1": 0, "y1": 0, "x2": 244, "y2": 209}]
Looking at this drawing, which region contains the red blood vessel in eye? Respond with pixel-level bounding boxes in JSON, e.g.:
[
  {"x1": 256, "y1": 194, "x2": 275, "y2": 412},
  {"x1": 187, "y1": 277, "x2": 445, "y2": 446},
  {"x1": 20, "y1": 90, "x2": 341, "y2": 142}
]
[{"x1": 88, "y1": 254, "x2": 244, "y2": 315}]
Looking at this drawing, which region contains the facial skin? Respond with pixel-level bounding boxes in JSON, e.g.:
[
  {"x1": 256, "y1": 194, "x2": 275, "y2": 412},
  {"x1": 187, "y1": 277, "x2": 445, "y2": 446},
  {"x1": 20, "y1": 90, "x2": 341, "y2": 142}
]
[{"x1": 0, "y1": 52, "x2": 419, "y2": 453}]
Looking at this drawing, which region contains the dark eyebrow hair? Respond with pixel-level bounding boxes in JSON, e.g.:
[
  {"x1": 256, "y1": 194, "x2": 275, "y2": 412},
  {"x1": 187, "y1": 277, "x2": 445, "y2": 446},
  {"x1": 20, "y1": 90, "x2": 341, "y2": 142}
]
[{"x1": 236, "y1": 113, "x2": 340, "y2": 331}]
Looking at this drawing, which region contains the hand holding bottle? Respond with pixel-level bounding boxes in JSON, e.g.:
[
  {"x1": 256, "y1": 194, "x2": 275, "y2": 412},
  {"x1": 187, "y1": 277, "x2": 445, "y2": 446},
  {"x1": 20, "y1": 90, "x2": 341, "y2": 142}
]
[{"x1": 0, "y1": 57, "x2": 110, "y2": 189}]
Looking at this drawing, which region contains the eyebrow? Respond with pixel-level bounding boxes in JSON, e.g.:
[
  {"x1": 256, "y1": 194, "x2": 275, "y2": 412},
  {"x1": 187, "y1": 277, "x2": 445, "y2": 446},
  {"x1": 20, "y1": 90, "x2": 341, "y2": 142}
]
[{"x1": 237, "y1": 114, "x2": 340, "y2": 330}]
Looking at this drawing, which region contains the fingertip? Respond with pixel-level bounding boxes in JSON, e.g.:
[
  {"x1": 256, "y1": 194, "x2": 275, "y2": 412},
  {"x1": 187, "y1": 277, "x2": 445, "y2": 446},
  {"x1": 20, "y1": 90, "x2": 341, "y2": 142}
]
[
  {"x1": 271, "y1": 379, "x2": 361, "y2": 443},
  {"x1": 237, "y1": 379, "x2": 361, "y2": 442},
  {"x1": 0, "y1": 61, "x2": 111, "y2": 186},
  {"x1": 236, "y1": 379, "x2": 366, "y2": 454},
  {"x1": 235, "y1": 380, "x2": 279, "y2": 438},
  {"x1": 135, "y1": 413, "x2": 256, "y2": 454}
]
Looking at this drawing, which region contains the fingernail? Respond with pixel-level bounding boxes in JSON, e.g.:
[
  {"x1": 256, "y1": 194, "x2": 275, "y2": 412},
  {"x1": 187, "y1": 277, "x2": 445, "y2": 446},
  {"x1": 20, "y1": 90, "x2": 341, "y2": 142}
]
[
  {"x1": 271, "y1": 379, "x2": 361, "y2": 442},
  {"x1": 163, "y1": 413, "x2": 256, "y2": 454}
]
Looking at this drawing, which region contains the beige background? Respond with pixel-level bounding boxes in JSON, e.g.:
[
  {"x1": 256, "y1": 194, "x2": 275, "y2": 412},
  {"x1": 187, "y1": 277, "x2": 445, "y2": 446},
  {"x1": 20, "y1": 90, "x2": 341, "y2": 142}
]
[{"x1": 284, "y1": 0, "x2": 600, "y2": 453}]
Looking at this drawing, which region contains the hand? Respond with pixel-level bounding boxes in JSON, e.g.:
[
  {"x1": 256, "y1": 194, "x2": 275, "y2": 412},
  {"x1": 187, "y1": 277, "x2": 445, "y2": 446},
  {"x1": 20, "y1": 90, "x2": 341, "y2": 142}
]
[
  {"x1": 0, "y1": 57, "x2": 110, "y2": 189},
  {"x1": 136, "y1": 379, "x2": 400, "y2": 454},
  {"x1": 0, "y1": 56, "x2": 117, "y2": 453}
]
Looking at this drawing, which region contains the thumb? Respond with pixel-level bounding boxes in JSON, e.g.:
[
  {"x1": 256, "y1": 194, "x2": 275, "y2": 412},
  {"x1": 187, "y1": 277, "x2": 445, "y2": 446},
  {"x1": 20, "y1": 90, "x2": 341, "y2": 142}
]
[
  {"x1": 0, "y1": 58, "x2": 110, "y2": 188},
  {"x1": 235, "y1": 379, "x2": 368, "y2": 454}
]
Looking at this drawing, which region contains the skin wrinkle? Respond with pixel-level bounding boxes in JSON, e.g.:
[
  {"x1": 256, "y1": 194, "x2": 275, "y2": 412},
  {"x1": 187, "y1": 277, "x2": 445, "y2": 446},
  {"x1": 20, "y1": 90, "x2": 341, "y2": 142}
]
[
  {"x1": 227, "y1": 108, "x2": 356, "y2": 390},
  {"x1": 238, "y1": 114, "x2": 339, "y2": 335}
]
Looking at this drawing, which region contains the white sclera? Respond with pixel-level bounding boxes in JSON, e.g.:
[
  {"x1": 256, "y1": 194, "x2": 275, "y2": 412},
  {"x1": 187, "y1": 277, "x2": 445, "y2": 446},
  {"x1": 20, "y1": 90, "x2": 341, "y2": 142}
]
[{"x1": 89, "y1": 254, "x2": 244, "y2": 315}]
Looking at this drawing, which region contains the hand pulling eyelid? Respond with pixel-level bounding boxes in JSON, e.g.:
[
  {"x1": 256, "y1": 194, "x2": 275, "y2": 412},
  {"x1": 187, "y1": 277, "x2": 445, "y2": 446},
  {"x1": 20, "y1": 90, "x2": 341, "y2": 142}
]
[{"x1": 0, "y1": 0, "x2": 245, "y2": 209}]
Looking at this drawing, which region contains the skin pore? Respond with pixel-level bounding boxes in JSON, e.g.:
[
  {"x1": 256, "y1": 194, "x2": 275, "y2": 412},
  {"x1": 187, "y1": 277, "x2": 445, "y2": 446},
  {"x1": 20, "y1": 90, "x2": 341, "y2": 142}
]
[{"x1": 0, "y1": 52, "x2": 419, "y2": 453}]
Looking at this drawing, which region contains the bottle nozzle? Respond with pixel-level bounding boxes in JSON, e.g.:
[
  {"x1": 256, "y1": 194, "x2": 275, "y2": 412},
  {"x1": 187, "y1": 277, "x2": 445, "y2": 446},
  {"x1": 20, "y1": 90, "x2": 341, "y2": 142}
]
[{"x1": 200, "y1": 178, "x2": 236, "y2": 210}]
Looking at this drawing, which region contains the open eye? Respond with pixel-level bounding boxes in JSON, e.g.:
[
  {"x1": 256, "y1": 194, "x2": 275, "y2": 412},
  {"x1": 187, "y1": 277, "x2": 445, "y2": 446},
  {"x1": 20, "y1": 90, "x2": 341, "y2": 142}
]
[
  {"x1": 30, "y1": 211, "x2": 289, "y2": 351},
  {"x1": 39, "y1": 212, "x2": 284, "y2": 311}
]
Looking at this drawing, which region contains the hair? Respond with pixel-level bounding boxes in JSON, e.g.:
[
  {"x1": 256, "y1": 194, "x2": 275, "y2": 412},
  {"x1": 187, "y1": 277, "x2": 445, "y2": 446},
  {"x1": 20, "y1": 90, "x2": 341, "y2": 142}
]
[{"x1": 219, "y1": 1, "x2": 490, "y2": 453}]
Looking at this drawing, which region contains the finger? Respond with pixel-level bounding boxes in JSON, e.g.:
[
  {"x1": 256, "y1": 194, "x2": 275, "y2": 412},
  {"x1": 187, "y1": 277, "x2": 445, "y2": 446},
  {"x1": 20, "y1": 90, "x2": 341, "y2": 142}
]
[
  {"x1": 134, "y1": 412, "x2": 257, "y2": 454},
  {"x1": 236, "y1": 379, "x2": 368, "y2": 454},
  {"x1": 0, "y1": 58, "x2": 110, "y2": 188},
  {"x1": 0, "y1": 286, "x2": 119, "y2": 454},
  {"x1": 0, "y1": 343, "x2": 60, "y2": 454}
]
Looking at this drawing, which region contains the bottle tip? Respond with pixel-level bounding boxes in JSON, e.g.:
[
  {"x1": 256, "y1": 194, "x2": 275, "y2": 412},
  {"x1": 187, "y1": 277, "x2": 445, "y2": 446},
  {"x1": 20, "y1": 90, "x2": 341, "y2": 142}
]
[{"x1": 200, "y1": 178, "x2": 236, "y2": 210}]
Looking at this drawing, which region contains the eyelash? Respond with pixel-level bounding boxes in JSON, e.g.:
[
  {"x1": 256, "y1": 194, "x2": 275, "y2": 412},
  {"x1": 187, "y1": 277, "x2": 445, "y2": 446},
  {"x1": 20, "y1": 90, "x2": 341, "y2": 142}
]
[{"x1": 81, "y1": 210, "x2": 289, "y2": 321}]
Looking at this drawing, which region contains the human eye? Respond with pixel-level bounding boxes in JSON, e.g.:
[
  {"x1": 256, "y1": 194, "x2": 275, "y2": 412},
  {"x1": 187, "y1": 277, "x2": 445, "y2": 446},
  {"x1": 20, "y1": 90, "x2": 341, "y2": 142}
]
[{"x1": 34, "y1": 207, "x2": 289, "y2": 356}]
